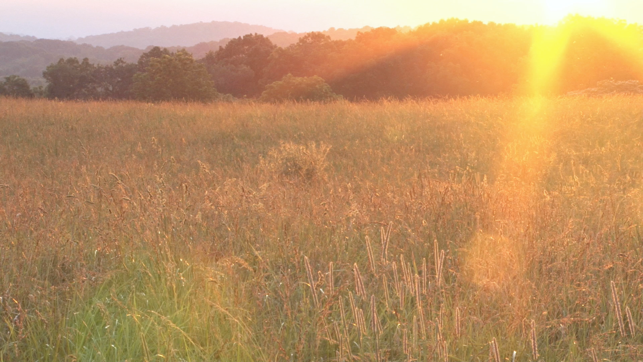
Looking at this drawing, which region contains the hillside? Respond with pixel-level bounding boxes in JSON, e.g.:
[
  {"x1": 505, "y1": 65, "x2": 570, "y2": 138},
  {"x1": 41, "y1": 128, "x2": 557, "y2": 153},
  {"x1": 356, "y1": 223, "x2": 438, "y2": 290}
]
[
  {"x1": 75, "y1": 21, "x2": 284, "y2": 49},
  {"x1": 0, "y1": 32, "x2": 37, "y2": 42},
  {"x1": 0, "y1": 40, "x2": 143, "y2": 85}
]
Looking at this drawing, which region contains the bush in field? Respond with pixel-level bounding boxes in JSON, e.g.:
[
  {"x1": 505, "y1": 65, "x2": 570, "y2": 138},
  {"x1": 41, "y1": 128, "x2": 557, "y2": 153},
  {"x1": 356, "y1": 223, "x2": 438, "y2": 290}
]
[
  {"x1": 260, "y1": 74, "x2": 341, "y2": 103},
  {"x1": 0, "y1": 75, "x2": 33, "y2": 98},
  {"x1": 261, "y1": 141, "x2": 331, "y2": 182}
]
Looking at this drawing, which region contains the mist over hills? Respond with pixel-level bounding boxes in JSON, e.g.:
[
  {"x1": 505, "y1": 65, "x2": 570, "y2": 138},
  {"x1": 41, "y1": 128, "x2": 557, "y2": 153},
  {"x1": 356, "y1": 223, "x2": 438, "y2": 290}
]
[{"x1": 75, "y1": 21, "x2": 284, "y2": 49}]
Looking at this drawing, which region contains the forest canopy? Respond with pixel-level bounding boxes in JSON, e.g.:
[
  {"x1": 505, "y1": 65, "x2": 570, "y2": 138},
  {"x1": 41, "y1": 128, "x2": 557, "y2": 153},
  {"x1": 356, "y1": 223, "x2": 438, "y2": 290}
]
[{"x1": 3, "y1": 16, "x2": 643, "y2": 102}]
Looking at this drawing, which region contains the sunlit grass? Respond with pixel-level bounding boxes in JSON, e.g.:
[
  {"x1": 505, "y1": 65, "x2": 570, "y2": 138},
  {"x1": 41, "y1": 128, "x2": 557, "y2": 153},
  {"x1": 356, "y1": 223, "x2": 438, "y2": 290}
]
[{"x1": 1, "y1": 96, "x2": 642, "y2": 360}]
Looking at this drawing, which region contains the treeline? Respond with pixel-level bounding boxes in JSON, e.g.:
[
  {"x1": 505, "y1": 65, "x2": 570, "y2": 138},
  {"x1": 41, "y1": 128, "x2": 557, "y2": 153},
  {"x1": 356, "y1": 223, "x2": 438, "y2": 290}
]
[
  {"x1": 0, "y1": 26, "x2": 374, "y2": 83},
  {"x1": 2, "y1": 16, "x2": 643, "y2": 102}
]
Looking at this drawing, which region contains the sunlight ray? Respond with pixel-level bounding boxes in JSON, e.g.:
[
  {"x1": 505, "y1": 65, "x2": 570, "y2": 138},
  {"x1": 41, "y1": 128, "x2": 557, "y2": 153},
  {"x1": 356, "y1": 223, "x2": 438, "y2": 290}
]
[
  {"x1": 527, "y1": 26, "x2": 571, "y2": 95},
  {"x1": 526, "y1": 15, "x2": 643, "y2": 96}
]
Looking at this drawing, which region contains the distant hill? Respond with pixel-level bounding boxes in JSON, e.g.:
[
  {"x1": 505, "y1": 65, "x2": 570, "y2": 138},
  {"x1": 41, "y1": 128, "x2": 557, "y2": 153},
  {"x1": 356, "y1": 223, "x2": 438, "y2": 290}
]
[
  {"x1": 163, "y1": 39, "x2": 231, "y2": 60},
  {"x1": 265, "y1": 27, "x2": 371, "y2": 48},
  {"x1": 75, "y1": 21, "x2": 284, "y2": 49},
  {"x1": 0, "y1": 40, "x2": 143, "y2": 85},
  {"x1": 0, "y1": 32, "x2": 37, "y2": 42}
]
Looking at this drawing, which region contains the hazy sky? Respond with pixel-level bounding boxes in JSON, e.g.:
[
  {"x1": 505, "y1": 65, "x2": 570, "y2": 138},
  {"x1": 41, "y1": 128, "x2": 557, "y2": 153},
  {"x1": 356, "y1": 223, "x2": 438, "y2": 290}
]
[{"x1": 3, "y1": 0, "x2": 643, "y2": 39}]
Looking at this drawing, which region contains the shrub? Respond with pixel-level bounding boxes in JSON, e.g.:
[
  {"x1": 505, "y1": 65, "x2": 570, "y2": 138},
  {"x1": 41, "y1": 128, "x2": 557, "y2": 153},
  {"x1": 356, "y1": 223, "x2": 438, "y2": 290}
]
[
  {"x1": 261, "y1": 141, "x2": 331, "y2": 182},
  {"x1": 260, "y1": 74, "x2": 341, "y2": 103}
]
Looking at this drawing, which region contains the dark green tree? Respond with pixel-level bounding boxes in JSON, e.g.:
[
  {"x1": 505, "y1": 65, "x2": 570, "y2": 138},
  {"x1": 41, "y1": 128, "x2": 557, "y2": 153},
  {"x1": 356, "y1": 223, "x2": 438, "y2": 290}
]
[
  {"x1": 262, "y1": 32, "x2": 338, "y2": 85},
  {"x1": 132, "y1": 49, "x2": 218, "y2": 102},
  {"x1": 201, "y1": 34, "x2": 276, "y2": 97},
  {"x1": 137, "y1": 46, "x2": 171, "y2": 71},
  {"x1": 202, "y1": 56, "x2": 255, "y2": 97},
  {"x1": 94, "y1": 58, "x2": 138, "y2": 99},
  {"x1": 0, "y1": 75, "x2": 34, "y2": 98},
  {"x1": 42, "y1": 57, "x2": 97, "y2": 99}
]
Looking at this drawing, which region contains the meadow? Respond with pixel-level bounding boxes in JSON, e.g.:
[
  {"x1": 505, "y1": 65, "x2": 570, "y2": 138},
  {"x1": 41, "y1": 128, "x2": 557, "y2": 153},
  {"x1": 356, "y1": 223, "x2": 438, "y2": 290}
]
[{"x1": 0, "y1": 96, "x2": 642, "y2": 361}]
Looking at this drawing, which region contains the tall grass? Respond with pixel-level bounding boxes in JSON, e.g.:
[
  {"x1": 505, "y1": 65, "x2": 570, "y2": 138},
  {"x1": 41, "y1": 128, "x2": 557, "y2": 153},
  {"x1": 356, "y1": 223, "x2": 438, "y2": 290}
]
[{"x1": 0, "y1": 96, "x2": 642, "y2": 360}]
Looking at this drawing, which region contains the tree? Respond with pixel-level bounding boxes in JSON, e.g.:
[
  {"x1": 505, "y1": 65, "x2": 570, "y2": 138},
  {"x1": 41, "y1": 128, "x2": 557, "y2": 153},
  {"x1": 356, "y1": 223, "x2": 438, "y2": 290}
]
[
  {"x1": 94, "y1": 58, "x2": 138, "y2": 99},
  {"x1": 262, "y1": 32, "x2": 338, "y2": 85},
  {"x1": 212, "y1": 34, "x2": 275, "y2": 76},
  {"x1": 201, "y1": 34, "x2": 276, "y2": 97},
  {"x1": 202, "y1": 56, "x2": 255, "y2": 97},
  {"x1": 260, "y1": 74, "x2": 341, "y2": 103},
  {"x1": 42, "y1": 57, "x2": 139, "y2": 100},
  {"x1": 43, "y1": 57, "x2": 97, "y2": 99},
  {"x1": 132, "y1": 49, "x2": 218, "y2": 102},
  {"x1": 0, "y1": 75, "x2": 33, "y2": 98},
  {"x1": 137, "y1": 46, "x2": 171, "y2": 71}
]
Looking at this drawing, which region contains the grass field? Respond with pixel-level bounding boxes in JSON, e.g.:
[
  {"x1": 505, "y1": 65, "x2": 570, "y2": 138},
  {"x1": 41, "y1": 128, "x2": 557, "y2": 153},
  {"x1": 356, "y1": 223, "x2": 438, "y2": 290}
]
[{"x1": 0, "y1": 96, "x2": 642, "y2": 361}]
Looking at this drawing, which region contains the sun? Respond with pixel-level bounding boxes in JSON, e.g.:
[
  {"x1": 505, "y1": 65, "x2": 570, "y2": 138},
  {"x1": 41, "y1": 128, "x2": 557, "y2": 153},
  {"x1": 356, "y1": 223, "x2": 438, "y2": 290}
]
[{"x1": 542, "y1": 0, "x2": 613, "y2": 24}]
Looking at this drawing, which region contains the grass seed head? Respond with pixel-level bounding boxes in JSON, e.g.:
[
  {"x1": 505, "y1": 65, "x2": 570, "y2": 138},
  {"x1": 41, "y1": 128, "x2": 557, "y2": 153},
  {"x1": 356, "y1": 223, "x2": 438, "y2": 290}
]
[{"x1": 530, "y1": 319, "x2": 538, "y2": 361}]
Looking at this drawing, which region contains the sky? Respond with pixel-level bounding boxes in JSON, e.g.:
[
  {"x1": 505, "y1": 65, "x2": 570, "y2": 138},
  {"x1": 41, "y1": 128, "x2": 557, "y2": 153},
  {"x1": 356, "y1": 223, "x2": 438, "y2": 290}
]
[{"x1": 2, "y1": 0, "x2": 643, "y2": 39}]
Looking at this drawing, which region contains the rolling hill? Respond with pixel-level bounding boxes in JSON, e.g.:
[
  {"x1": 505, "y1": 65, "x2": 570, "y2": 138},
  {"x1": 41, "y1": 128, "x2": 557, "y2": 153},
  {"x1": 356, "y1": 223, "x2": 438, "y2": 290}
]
[
  {"x1": 0, "y1": 40, "x2": 143, "y2": 85},
  {"x1": 75, "y1": 21, "x2": 284, "y2": 49}
]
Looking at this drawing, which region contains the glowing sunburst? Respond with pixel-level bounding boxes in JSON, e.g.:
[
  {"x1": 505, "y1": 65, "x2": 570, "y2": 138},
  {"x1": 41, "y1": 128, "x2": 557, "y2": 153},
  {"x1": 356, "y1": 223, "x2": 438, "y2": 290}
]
[{"x1": 526, "y1": 14, "x2": 643, "y2": 95}]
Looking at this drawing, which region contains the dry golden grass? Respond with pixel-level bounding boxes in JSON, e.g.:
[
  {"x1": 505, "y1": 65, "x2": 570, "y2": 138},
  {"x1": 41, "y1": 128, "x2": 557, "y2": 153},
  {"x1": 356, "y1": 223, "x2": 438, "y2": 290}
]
[{"x1": 0, "y1": 96, "x2": 642, "y2": 360}]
